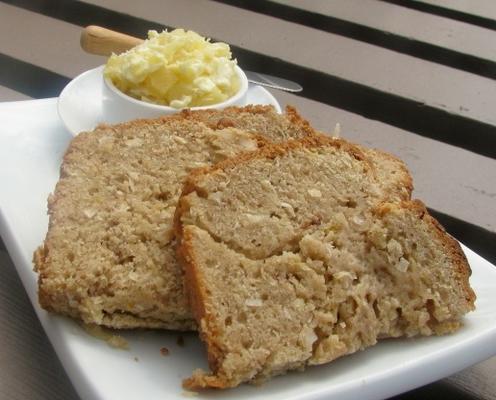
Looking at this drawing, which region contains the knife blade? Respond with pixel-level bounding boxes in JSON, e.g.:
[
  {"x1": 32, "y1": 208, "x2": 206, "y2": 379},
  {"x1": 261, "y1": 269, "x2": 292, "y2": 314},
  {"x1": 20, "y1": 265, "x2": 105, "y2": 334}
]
[{"x1": 244, "y1": 71, "x2": 303, "y2": 93}]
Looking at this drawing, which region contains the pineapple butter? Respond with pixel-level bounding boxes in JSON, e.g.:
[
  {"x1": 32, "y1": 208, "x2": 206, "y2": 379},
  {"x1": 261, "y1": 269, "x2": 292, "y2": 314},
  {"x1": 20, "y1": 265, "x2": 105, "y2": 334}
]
[{"x1": 104, "y1": 29, "x2": 240, "y2": 109}]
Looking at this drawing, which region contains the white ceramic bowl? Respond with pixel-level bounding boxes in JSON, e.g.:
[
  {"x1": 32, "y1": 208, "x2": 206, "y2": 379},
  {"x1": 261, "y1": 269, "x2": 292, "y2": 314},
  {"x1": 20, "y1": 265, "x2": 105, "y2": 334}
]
[{"x1": 101, "y1": 65, "x2": 248, "y2": 123}]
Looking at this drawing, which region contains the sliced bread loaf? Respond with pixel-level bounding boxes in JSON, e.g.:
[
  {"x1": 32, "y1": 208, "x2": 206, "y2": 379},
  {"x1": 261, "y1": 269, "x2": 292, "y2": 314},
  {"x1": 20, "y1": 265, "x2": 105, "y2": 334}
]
[
  {"x1": 33, "y1": 105, "x2": 313, "y2": 330},
  {"x1": 176, "y1": 135, "x2": 476, "y2": 388}
]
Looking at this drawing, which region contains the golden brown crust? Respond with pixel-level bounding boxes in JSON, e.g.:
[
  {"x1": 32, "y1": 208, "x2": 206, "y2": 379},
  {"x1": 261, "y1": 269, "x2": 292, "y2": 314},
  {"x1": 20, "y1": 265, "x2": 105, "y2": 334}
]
[
  {"x1": 169, "y1": 104, "x2": 313, "y2": 137},
  {"x1": 34, "y1": 242, "x2": 66, "y2": 316},
  {"x1": 176, "y1": 227, "x2": 206, "y2": 325},
  {"x1": 417, "y1": 205, "x2": 476, "y2": 307},
  {"x1": 181, "y1": 133, "x2": 369, "y2": 194},
  {"x1": 362, "y1": 147, "x2": 414, "y2": 200},
  {"x1": 177, "y1": 227, "x2": 231, "y2": 389},
  {"x1": 79, "y1": 105, "x2": 286, "y2": 137},
  {"x1": 33, "y1": 245, "x2": 51, "y2": 310},
  {"x1": 283, "y1": 105, "x2": 316, "y2": 137},
  {"x1": 187, "y1": 104, "x2": 316, "y2": 142},
  {"x1": 183, "y1": 369, "x2": 227, "y2": 390}
]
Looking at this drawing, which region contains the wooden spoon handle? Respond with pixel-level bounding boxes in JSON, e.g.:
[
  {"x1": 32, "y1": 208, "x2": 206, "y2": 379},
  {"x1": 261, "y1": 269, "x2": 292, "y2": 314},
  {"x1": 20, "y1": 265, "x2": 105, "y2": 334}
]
[{"x1": 80, "y1": 25, "x2": 143, "y2": 56}]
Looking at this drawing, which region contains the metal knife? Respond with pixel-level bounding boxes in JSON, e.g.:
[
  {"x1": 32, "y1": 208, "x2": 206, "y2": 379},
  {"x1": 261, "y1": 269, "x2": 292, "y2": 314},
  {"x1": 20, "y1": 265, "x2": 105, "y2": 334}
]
[{"x1": 244, "y1": 70, "x2": 302, "y2": 92}]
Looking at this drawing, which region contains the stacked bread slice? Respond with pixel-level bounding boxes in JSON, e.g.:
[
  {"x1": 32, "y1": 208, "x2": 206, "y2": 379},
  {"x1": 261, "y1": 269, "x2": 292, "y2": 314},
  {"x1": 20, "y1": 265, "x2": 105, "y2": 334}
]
[
  {"x1": 34, "y1": 105, "x2": 314, "y2": 330},
  {"x1": 35, "y1": 105, "x2": 475, "y2": 389},
  {"x1": 175, "y1": 135, "x2": 476, "y2": 388}
]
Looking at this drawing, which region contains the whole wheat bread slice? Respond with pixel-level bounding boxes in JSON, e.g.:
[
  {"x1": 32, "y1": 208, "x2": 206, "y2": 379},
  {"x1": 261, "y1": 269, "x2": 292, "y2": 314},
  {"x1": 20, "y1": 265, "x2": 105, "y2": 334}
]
[
  {"x1": 33, "y1": 105, "x2": 314, "y2": 330},
  {"x1": 175, "y1": 135, "x2": 475, "y2": 388}
]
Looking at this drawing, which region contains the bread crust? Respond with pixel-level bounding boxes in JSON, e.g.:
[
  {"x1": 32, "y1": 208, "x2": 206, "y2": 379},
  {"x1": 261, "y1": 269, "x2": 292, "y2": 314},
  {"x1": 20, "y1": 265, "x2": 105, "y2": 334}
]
[
  {"x1": 362, "y1": 147, "x2": 414, "y2": 200},
  {"x1": 177, "y1": 227, "x2": 229, "y2": 389},
  {"x1": 181, "y1": 133, "x2": 369, "y2": 193},
  {"x1": 176, "y1": 104, "x2": 315, "y2": 137}
]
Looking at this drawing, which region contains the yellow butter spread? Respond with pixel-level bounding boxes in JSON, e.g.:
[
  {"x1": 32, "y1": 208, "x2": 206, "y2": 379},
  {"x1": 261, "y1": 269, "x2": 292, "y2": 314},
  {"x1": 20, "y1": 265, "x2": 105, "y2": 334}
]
[{"x1": 104, "y1": 29, "x2": 240, "y2": 108}]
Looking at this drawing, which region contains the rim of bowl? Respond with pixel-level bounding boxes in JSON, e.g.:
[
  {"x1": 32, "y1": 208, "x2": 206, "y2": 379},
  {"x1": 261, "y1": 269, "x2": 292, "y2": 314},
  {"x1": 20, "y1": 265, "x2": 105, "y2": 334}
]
[{"x1": 103, "y1": 65, "x2": 248, "y2": 111}]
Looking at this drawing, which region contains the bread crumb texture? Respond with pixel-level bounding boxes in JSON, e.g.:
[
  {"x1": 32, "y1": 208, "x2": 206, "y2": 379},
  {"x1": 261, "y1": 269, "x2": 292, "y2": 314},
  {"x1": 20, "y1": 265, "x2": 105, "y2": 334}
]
[
  {"x1": 177, "y1": 135, "x2": 476, "y2": 389},
  {"x1": 34, "y1": 105, "x2": 312, "y2": 330}
]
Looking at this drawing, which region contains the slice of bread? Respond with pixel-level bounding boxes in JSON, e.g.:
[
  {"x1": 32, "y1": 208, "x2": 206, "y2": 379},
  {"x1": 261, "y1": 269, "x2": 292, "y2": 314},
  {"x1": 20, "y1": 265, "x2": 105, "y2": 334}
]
[
  {"x1": 33, "y1": 105, "x2": 313, "y2": 330},
  {"x1": 176, "y1": 135, "x2": 476, "y2": 388}
]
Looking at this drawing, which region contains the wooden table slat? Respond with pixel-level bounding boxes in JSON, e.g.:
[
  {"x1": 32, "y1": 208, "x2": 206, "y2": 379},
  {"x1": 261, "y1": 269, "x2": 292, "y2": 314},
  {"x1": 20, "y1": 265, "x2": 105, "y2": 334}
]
[
  {"x1": 414, "y1": 0, "x2": 496, "y2": 21},
  {"x1": 270, "y1": 0, "x2": 496, "y2": 62},
  {"x1": 0, "y1": 85, "x2": 32, "y2": 101}
]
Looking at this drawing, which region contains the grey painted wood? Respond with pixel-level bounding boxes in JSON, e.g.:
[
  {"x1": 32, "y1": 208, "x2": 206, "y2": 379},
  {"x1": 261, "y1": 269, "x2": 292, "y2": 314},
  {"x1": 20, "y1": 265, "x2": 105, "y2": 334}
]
[
  {"x1": 446, "y1": 358, "x2": 496, "y2": 400},
  {"x1": 0, "y1": 251, "x2": 80, "y2": 400},
  {"x1": 272, "y1": 0, "x2": 496, "y2": 62},
  {"x1": 0, "y1": 86, "x2": 31, "y2": 102},
  {"x1": 0, "y1": 3, "x2": 102, "y2": 77},
  {"x1": 414, "y1": 0, "x2": 496, "y2": 20}
]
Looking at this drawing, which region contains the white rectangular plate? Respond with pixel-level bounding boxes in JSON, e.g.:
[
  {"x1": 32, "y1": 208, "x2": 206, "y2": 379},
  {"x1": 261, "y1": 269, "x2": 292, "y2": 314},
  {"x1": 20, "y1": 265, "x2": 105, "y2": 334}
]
[{"x1": 1, "y1": 99, "x2": 496, "y2": 400}]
